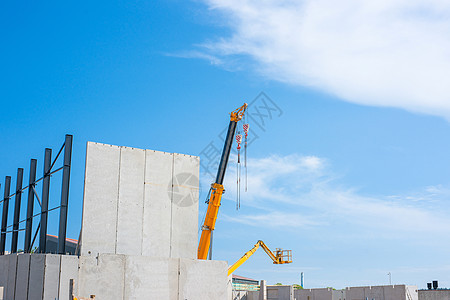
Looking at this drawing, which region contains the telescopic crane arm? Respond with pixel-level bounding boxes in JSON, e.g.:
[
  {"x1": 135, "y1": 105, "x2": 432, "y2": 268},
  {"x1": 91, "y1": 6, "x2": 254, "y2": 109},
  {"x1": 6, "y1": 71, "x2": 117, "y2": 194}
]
[
  {"x1": 197, "y1": 103, "x2": 248, "y2": 260},
  {"x1": 227, "y1": 240, "x2": 292, "y2": 276}
]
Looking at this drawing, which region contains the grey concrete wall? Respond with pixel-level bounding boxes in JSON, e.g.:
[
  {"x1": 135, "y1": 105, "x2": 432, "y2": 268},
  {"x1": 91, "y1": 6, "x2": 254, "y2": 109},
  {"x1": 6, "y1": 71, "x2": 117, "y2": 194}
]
[
  {"x1": 0, "y1": 253, "x2": 79, "y2": 300},
  {"x1": 81, "y1": 142, "x2": 121, "y2": 256},
  {"x1": 80, "y1": 142, "x2": 199, "y2": 260},
  {"x1": 267, "y1": 285, "x2": 294, "y2": 300},
  {"x1": 248, "y1": 291, "x2": 261, "y2": 300},
  {"x1": 345, "y1": 285, "x2": 417, "y2": 300},
  {"x1": 418, "y1": 290, "x2": 450, "y2": 300},
  {"x1": 179, "y1": 258, "x2": 228, "y2": 300},
  {"x1": 295, "y1": 287, "x2": 345, "y2": 300},
  {"x1": 76, "y1": 253, "x2": 228, "y2": 300},
  {"x1": 124, "y1": 256, "x2": 179, "y2": 300},
  {"x1": 78, "y1": 254, "x2": 126, "y2": 299},
  {"x1": 0, "y1": 255, "x2": 11, "y2": 298},
  {"x1": 6, "y1": 254, "x2": 17, "y2": 300},
  {"x1": 15, "y1": 254, "x2": 31, "y2": 300},
  {"x1": 142, "y1": 150, "x2": 173, "y2": 257}
]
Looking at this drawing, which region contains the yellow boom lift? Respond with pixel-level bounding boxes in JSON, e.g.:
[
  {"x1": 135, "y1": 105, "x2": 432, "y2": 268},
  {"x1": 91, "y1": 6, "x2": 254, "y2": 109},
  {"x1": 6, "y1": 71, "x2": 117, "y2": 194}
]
[
  {"x1": 197, "y1": 103, "x2": 292, "y2": 273},
  {"x1": 227, "y1": 240, "x2": 292, "y2": 276}
]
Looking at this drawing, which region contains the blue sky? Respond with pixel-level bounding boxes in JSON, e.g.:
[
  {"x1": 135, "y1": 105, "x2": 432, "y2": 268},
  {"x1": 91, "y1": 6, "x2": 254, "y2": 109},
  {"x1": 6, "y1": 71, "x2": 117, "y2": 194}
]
[{"x1": 1, "y1": 0, "x2": 450, "y2": 289}]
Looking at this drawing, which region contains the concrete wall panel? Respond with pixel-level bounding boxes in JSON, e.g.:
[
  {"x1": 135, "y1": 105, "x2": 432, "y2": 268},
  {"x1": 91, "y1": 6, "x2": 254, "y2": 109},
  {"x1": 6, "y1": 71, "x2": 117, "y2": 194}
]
[
  {"x1": 116, "y1": 147, "x2": 145, "y2": 255},
  {"x1": 170, "y1": 154, "x2": 199, "y2": 259},
  {"x1": 15, "y1": 254, "x2": 31, "y2": 300},
  {"x1": 124, "y1": 256, "x2": 179, "y2": 300},
  {"x1": 6, "y1": 254, "x2": 17, "y2": 300},
  {"x1": 59, "y1": 255, "x2": 79, "y2": 300},
  {"x1": 0, "y1": 255, "x2": 9, "y2": 295},
  {"x1": 81, "y1": 142, "x2": 120, "y2": 256},
  {"x1": 28, "y1": 254, "x2": 45, "y2": 300},
  {"x1": 43, "y1": 255, "x2": 61, "y2": 300},
  {"x1": 142, "y1": 150, "x2": 173, "y2": 257},
  {"x1": 179, "y1": 258, "x2": 228, "y2": 300},
  {"x1": 267, "y1": 285, "x2": 294, "y2": 300},
  {"x1": 78, "y1": 254, "x2": 125, "y2": 299}
]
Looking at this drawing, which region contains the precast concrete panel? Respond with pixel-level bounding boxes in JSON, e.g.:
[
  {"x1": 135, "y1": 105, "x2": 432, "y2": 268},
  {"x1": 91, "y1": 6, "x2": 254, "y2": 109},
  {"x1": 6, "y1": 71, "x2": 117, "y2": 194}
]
[
  {"x1": 142, "y1": 150, "x2": 173, "y2": 257},
  {"x1": 247, "y1": 291, "x2": 260, "y2": 300},
  {"x1": 15, "y1": 254, "x2": 31, "y2": 300},
  {"x1": 81, "y1": 142, "x2": 120, "y2": 256},
  {"x1": 28, "y1": 254, "x2": 45, "y2": 300},
  {"x1": 59, "y1": 255, "x2": 79, "y2": 300},
  {"x1": 6, "y1": 254, "x2": 17, "y2": 300},
  {"x1": 406, "y1": 286, "x2": 418, "y2": 300},
  {"x1": 170, "y1": 154, "x2": 199, "y2": 259},
  {"x1": 43, "y1": 254, "x2": 61, "y2": 300},
  {"x1": 0, "y1": 255, "x2": 9, "y2": 294},
  {"x1": 116, "y1": 147, "x2": 145, "y2": 255},
  {"x1": 267, "y1": 285, "x2": 294, "y2": 300},
  {"x1": 78, "y1": 254, "x2": 125, "y2": 299},
  {"x1": 178, "y1": 258, "x2": 228, "y2": 300},
  {"x1": 124, "y1": 256, "x2": 179, "y2": 300}
]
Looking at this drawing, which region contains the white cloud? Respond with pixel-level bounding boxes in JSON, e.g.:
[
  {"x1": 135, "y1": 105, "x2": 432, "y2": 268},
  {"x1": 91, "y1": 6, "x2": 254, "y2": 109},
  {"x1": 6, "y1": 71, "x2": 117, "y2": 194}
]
[
  {"x1": 220, "y1": 154, "x2": 450, "y2": 238},
  {"x1": 199, "y1": 0, "x2": 450, "y2": 119}
]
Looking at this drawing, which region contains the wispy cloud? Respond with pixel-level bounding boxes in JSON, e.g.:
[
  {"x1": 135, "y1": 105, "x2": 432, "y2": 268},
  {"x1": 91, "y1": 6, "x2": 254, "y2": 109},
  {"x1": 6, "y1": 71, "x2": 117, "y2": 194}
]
[
  {"x1": 197, "y1": 0, "x2": 450, "y2": 119},
  {"x1": 219, "y1": 154, "x2": 450, "y2": 239}
]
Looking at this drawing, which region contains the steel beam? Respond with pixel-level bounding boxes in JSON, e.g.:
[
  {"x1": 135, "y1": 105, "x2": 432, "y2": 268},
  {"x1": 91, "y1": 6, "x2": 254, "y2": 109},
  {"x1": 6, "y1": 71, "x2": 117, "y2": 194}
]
[
  {"x1": 58, "y1": 134, "x2": 72, "y2": 254},
  {"x1": 0, "y1": 176, "x2": 11, "y2": 254},
  {"x1": 39, "y1": 148, "x2": 51, "y2": 253},
  {"x1": 25, "y1": 159, "x2": 37, "y2": 252},
  {"x1": 11, "y1": 168, "x2": 24, "y2": 253}
]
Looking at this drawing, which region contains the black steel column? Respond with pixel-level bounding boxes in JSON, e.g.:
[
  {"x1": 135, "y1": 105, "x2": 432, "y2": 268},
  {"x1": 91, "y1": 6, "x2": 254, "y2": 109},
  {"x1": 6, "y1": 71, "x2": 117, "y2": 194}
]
[
  {"x1": 39, "y1": 148, "x2": 51, "y2": 253},
  {"x1": 25, "y1": 159, "x2": 37, "y2": 252},
  {"x1": 58, "y1": 134, "x2": 72, "y2": 254},
  {"x1": 11, "y1": 168, "x2": 24, "y2": 253},
  {"x1": 0, "y1": 176, "x2": 11, "y2": 255}
]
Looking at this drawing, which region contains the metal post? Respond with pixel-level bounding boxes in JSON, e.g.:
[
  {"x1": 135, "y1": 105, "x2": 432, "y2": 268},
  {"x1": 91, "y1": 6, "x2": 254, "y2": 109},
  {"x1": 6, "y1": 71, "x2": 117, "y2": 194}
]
[
  {"x1": 25, "y1": 159, "x2": 37, "y2": 252},
  {"x1": 39, "y1": 148, "x2": 51, "y2": 253},
  {"x1": 58, "y1": 134, "x2": 72, "y2": 254},
  {"x1": 0, "y1": 176, "x2": 11, "y2": 255},
  {"x1": 11, "y1": 168, "x2": 24, "y2": 253}
]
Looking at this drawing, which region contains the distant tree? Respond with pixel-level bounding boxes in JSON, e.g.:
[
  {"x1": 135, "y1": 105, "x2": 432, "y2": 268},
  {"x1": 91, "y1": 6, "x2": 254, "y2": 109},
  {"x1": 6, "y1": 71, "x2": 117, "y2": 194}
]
[
  {"x1": 275, "y1": 283, "x2": 283, "y2": 286},
  {"x1": 293, "y1": 284, "x2": 303, "y2": 290}
]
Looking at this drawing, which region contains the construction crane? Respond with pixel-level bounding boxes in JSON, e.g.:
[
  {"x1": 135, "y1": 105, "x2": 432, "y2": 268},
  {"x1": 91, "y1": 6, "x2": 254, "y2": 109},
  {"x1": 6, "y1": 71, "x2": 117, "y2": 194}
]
[
  {"x1": 197, "y1": 103, "x2": 248, "y2": 260},
  {"x1": 227, "y1": 240, "x2": 292, "y2": 275}
]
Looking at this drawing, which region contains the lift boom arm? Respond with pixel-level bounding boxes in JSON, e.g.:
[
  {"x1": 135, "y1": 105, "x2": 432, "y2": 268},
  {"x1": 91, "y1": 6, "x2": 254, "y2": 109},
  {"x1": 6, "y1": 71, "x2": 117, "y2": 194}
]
[
  {"x1": 197, "y1": 103, "x2": 248, "y2": 260},
  {"x1": 227, "y1": 240, "x2": 292, "y2": 275}
]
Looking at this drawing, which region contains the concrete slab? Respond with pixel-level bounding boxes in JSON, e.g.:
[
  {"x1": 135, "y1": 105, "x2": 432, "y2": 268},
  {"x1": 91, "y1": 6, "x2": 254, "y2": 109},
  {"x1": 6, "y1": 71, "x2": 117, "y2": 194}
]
[
  {"x1": 6, "y1": 254, "x2": 17, "y2": 300},
  {"x1": 78, "y1": 254, "x2": 125, "y2": 299},
  {"x1": 43, "y1": 254, "x2": 61, "y2": 300},
  {"x1": 142, "y1": 150, "x2": 173, "y2": 257},
  {"x1": 178, "y1": 258, "x2": 228, "y2": 300},
  {"x1": 81, "y1": 142, "x2": 120, "y2": 256},
  {"x1": 116, "y1": 147, "x2": 145, "y2": 255},
  {"x1": 59, "y1": 255, "x2": 79, "y2": 300},
  {"x1": 170, "y1": 153, "x2": 199, "y2": 259},
  {"x1": 267, "y1": 285, "x2": 294, "y2": 300},
  {"x1": 0, "y1": 255, "x2": 9, "y2": 294},
  {"x1": 15, "y1": 254, "x2": 31, "y2": 300},
  {"x1": 28, "y1": 254, "x2": 45, "y2": 300},
  {"x1": 124, "y1": 256, "x2": 179, "y2": 300}
]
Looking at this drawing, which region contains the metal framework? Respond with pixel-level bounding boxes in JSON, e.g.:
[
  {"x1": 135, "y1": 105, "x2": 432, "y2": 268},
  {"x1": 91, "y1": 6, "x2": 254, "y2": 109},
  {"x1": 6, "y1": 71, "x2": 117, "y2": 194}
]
[{"x1": 0, "y1": 134, "x2": 73, "y2": 255}]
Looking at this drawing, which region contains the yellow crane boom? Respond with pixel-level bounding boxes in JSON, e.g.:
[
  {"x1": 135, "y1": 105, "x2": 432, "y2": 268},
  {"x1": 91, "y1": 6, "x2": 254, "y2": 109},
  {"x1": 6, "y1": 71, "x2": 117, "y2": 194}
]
[
  {"x1": 197, "y1": 103, "x2": 248, "y2": 260},
  {"x1": 227, "y1": 240, "x2": 292, "y2": 275}
]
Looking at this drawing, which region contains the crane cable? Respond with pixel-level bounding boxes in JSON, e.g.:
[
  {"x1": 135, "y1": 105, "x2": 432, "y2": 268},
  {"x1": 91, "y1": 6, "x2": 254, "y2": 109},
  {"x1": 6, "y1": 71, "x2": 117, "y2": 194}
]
[
  {"x1": 235, "y1": 131, "x2": 242, "y2": 210},
  {"x1": 243, "y1": 111, "x2": 249, "y2": 192}
]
